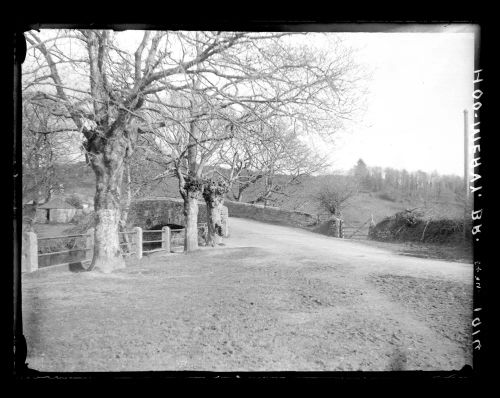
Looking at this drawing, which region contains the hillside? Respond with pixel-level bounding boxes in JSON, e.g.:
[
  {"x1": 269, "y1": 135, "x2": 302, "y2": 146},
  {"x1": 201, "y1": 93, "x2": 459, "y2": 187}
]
[
  {"x1": 341, "y1": 192, "x2": 464, "y2": 229},
  {"x1": 228, "y1": 172, "x2": 465, "y2": 235},
  {"x1": 32, "y1": 162, "x2": 465, "y2": 239},
  {"x1": 52, "y1": 162, "x2": 181, "y2": 204}
]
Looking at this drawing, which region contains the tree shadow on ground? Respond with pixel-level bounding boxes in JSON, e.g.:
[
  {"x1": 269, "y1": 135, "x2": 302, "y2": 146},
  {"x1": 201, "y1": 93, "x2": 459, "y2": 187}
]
[
  {"x1": 68, "y1": 262, "x2": 87, "y2": 273},
  {"x1": 388, "y1": 347, "x2": 408, "y2": 371}
]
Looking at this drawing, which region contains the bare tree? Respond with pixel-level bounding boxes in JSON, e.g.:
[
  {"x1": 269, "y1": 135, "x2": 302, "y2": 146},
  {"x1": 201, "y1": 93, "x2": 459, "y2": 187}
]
[
  {"x1": 315, "y1": 174, "x2": 360, "y2": 218},
  {"x1": 217, "y1": 118, "x2": 328, "y2": 206},
  {"x1": 140, "y1": 98, "x2": 239, "y2": 251},
  {"x1": 23, "y1": 29, "x2": 265, "y2": 269},
  {"x1": 22, "y1": 91, "x2": 84, "y2": 231},
  {"x1": 136, "y1": 31, "x2": 361, "y2": 251},
  {"x1": 22, "y1": 97, "x2": 58, "y2": 205},
  {"x1": 24, "y1": 30, "x2": 363, "y2": 261}
]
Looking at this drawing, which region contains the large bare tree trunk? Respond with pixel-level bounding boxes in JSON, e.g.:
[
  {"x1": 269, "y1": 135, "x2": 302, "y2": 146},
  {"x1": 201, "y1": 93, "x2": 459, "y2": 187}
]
[
  {"x1": 203, "y1": 179, "x2": 227, "y2": 246},
  {"x1": 86, "y1": 133, "x2": 128, "y2": 273}
]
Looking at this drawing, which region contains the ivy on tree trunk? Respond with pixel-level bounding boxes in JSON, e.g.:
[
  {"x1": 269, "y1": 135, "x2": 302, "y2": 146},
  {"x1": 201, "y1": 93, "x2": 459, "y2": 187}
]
[
  {"x1": 203, "y1": 179, "x2": 228, "y2": 246},
  {"x1": 179, "y1": 174, "x2": 204, "y2": 252}
]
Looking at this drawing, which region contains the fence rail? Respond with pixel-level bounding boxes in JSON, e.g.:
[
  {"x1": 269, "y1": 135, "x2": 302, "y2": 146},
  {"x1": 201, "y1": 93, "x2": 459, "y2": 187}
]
[
  {"x1": 24, "y1": 223, "x2": 211, "y2": 273},
  {"x1": 38, "y1": 233, "x2": 88, "y2": 240},
  {"x1": 38, "y1": 258, "x2": 91, "y2": 270},
  {"x1": 142, "y1": 248, "x2": 168, "y2": 254},
  {"x1": 38, "y1": 248, "x2": 92, "y2": 257},
  {"x1": 342, "y1": 216, "x2": 374, "y2": 239},
  {"x1": 142, "y1": 239, "x2": 164, "y2": 244}
]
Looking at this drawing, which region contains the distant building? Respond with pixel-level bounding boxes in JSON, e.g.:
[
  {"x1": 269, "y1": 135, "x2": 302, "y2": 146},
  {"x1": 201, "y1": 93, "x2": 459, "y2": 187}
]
[{"x1": 34, "y1": 197, "x2": 78, "y2": 224}]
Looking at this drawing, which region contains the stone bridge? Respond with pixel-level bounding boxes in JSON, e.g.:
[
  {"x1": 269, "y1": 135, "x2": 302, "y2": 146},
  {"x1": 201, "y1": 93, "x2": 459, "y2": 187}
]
[
  {"x1": 127, "y1": 197, "x2": 327, "y2": 237},
  {"x1": 127, "y1": 197, "x2": 229, "y2": 235}
]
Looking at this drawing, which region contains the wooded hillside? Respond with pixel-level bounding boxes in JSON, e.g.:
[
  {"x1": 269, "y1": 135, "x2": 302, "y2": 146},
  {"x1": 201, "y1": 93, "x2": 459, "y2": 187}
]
[{"x1": 33, "y1": 158, "x2": 465, "y2": 230}]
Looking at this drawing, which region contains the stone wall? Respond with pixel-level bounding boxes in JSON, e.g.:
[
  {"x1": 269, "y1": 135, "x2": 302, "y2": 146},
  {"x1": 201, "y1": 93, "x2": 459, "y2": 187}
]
[
  {"x1": 128, "y1": 197, "x2": 317, "y2": 233},
  {"x1": 312, "y1": 217, "x2": 342, "y2": 238},
  {"x1": 128, "y1": 197, "x2": 228, "y2": 236},
  {"x1": 224, "y1": 200, "x2": 318, "y2": 229},
  {"x1": 34, "y1": 208, "x2": 49, "y2": 223},
  {"x1": 49, "y1": 208, "x2": 77, "y2": 223}
]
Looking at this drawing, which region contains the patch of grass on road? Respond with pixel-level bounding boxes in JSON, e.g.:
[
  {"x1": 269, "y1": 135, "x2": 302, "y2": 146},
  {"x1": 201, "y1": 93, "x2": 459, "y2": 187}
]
[
  {"x1": 368, "y1": 274, "x2": 473, "y2": 355},
  {"x1": 358, "y1": 239, "x2": 472, "y2": 263}
]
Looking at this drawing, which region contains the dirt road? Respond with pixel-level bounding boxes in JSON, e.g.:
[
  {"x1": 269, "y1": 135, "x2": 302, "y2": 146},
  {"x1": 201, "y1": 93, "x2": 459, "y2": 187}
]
[{"x1": 22, "y1": 217, "x2": 473, "y2": 372}]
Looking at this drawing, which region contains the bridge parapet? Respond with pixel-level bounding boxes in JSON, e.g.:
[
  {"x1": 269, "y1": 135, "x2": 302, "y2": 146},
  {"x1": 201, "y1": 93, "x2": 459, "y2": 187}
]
[
  {"x1": 224, "y1": 200, "x2": 317, "y2": 229},
  {"x1": 127, "y1": 197, "x2": 228, "y2": 237}
]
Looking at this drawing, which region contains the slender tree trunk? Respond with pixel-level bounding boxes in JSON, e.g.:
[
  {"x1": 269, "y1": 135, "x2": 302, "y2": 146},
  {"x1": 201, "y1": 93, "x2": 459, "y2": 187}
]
[
  {"x1": 235, "y1": 183, "x2": 245, "y2": 202},
  {"x1": 119, "y1": 163, "x2": 132, "y2": 253},
  {"x1": 86, "y1": 133, "x2": 128, "y2": 273},
  {"x1": 179, "y1": 175, "x2": 203, "y2": 253},
  {"x1": 184, "y1": 194, "x2": 200, "y2": 251}
]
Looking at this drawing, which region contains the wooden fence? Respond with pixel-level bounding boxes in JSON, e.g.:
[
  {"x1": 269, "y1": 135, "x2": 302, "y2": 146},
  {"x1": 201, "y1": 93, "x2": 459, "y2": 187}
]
[{"x1": 22, "y1": 223, "x2": 208, "y2": 273}]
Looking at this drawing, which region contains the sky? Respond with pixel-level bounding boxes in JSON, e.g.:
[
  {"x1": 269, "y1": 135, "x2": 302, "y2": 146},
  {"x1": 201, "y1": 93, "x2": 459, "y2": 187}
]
[
  {"x1": 114, "y1": 28, "x2": 477, "y2": 177},
  {"x1": 318, "y1": 30, "x2": 476, "y2": 176},
  {"x1": 26, "y1": 28, "x2": 477, "y2": 177}
]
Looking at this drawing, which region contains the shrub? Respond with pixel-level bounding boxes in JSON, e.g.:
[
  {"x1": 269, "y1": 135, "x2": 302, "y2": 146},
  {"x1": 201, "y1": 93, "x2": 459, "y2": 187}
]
[{"x1": 369, "y1": 209, "x2": 470, "y2": 244}]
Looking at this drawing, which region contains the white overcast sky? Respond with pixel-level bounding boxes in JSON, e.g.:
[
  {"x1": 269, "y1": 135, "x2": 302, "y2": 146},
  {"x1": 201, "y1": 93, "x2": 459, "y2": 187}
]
[
  {"x1": 114, "y1": 28, "x2": 476, "y2": 176},
  {"x1": 29, "y1": 28, "x2": 476, "y2": 176},
  {"x1": 322, "y1": 30, "x2": 476, "y2": 176}
]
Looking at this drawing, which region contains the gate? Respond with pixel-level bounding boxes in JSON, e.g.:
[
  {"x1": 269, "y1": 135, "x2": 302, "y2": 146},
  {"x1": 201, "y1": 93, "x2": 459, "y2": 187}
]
[{"x1": 342, "y1": 215, "x2": 375, "y2": 240}]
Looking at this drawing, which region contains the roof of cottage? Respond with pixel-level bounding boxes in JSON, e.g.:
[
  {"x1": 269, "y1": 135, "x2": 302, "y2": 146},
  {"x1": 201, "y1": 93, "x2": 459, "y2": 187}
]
[{"x1": 38, "y1": 197, "x2": 76, "y2": 209}]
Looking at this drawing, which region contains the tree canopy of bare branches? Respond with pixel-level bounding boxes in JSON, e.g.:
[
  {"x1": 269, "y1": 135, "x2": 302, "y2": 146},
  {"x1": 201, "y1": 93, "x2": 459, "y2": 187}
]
[
  {"x1": 315, "y1": 175, "x2": 360, "y2": 217},
  {"x1": 23, "y1": 29, "x2": 364, "y2": 265}
]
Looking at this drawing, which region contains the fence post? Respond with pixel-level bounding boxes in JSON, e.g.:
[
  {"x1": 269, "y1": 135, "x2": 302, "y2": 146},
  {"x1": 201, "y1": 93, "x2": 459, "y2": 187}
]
[
  {"x1": 368, "y1": 214, "x2": 376, "y2": 237},
  {"x1": 134, "y1": 227, "x2": 143, "y2": 259},
  {"x1": 86, "y1": 228, "x2": 94, "y2": 261},
  {"x1": 162, "y1": 226, "x2": 171, "y2": 253},
  {"x1": 22, "y1": 231, "x2": 38, "y2": 273}
]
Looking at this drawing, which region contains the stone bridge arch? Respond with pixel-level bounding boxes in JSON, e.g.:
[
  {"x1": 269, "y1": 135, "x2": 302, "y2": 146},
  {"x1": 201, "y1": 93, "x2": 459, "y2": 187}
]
[{"x1": 127, "y1": 197, "x2": 229, "y2": 236}]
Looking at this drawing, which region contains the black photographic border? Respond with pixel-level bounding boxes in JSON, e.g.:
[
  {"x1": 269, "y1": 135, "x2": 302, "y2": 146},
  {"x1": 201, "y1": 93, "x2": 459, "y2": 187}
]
[{"x1": 4, "y1": 7, "x2": 495, "y2": 389}]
